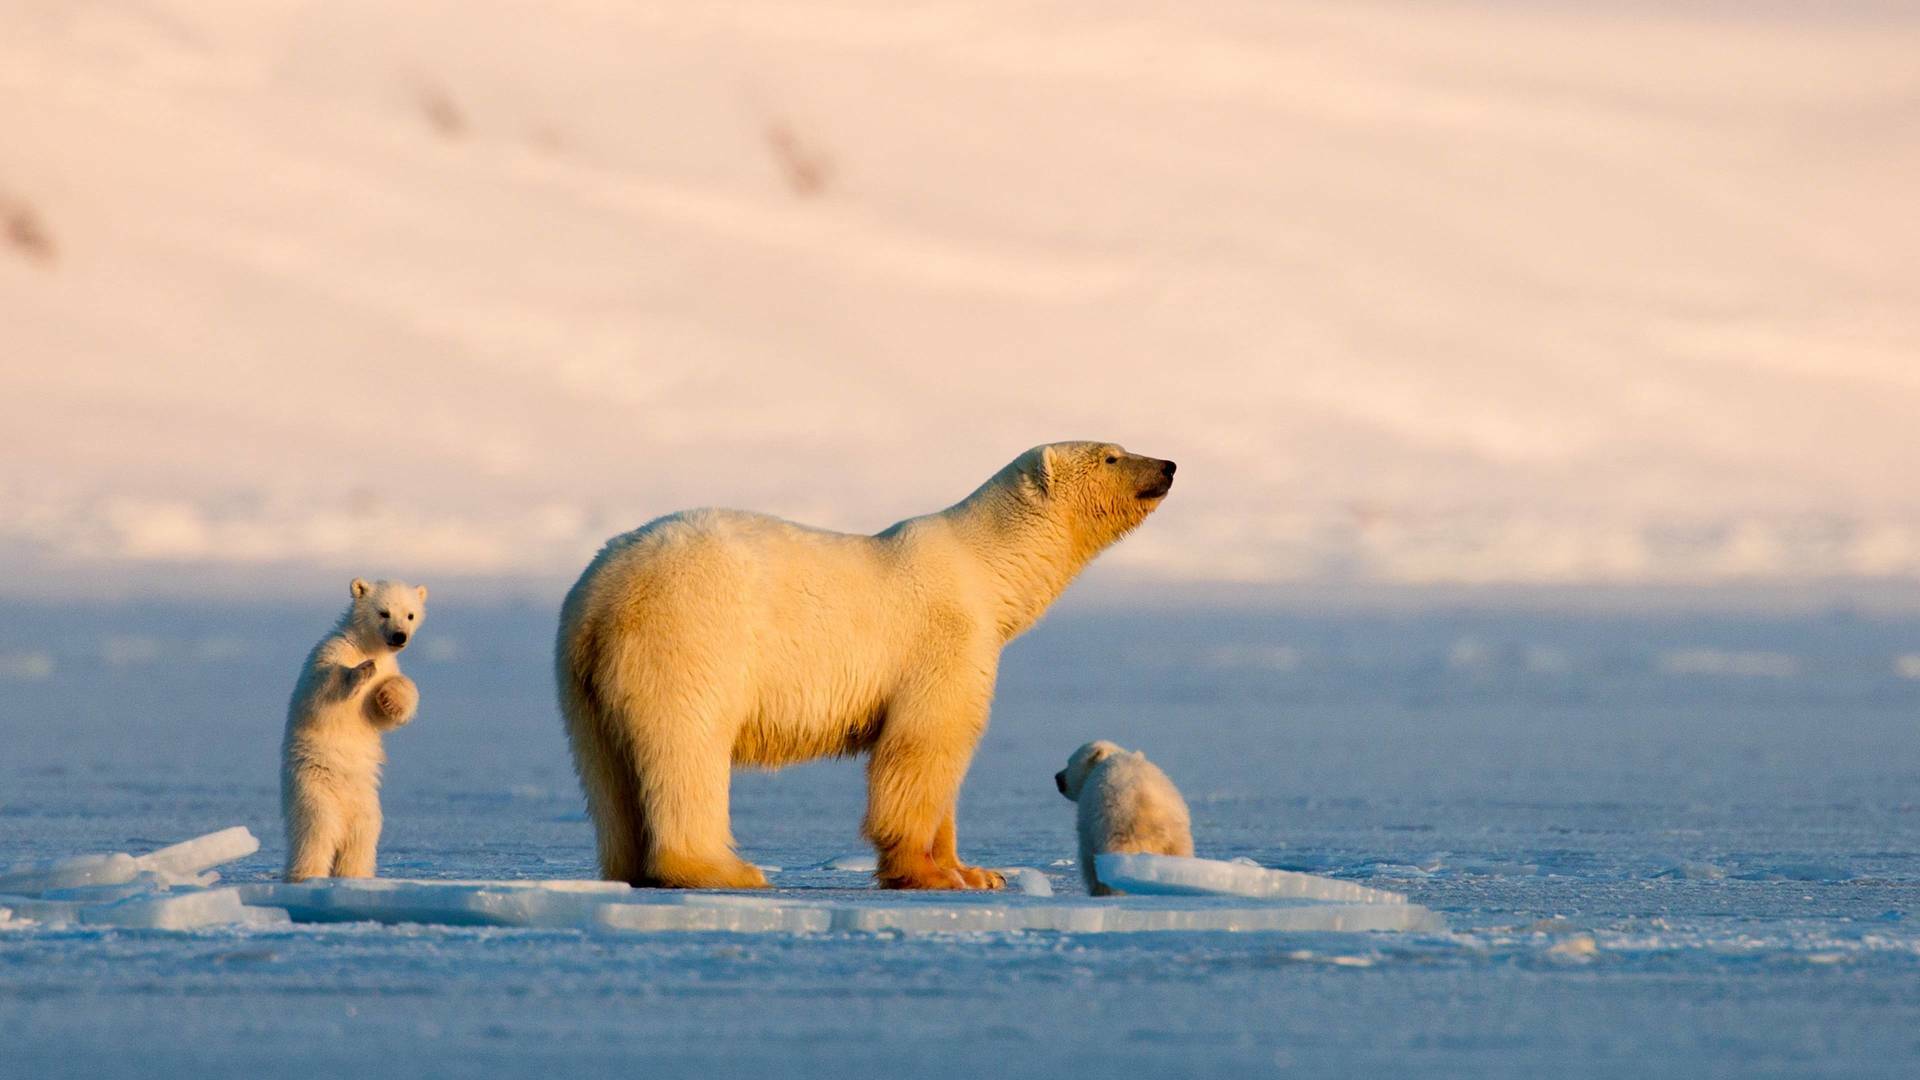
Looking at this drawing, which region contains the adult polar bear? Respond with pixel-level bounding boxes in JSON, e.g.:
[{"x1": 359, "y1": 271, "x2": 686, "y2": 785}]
[{"x1": 557, "y1": 441, "x2": 1175, "y2": 890}]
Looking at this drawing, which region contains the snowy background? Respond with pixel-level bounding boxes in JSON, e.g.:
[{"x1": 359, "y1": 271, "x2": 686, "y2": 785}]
[
  {"x1": 4, "y1": 1, "x2": 1920, "y2": 1076},
  {"x1": 2, "y1": 0, "x2": 1919, "y2": 599}
]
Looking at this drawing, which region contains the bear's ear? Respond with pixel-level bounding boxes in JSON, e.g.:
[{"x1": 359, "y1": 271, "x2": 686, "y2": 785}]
[
  {"x1": 415, "y1": 584, "x2": 428, "y2": 602},
  {"x1": 1031, "y1": 445, "x2": 1056, "y2": 497},
  {"x1": 351, "y1": 578, "x2": 371, "y2": 599}
]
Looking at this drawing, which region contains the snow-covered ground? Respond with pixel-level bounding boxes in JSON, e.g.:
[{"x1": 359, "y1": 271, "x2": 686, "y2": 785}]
[
  {"x1": 2, "y1": 601, "x2": 1917, "y2": 1077},
  {"x1": 4, "y1": 0, "x2": 1920, "y2": 597}
]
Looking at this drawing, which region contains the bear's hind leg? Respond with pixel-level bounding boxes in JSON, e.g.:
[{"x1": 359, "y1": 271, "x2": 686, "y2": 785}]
[
  {"x1": 639, "y1": 742, "x2": 767, "y2": 890},
  {"x1": 284, "y1": 787, "x2": 343, "y2": 883},
  {"x1": 331, "y1": 791, "x2": 382, "y2": 878},
  {"x1": 573, "y1": 725, "x2": 650, "y2": 884}
]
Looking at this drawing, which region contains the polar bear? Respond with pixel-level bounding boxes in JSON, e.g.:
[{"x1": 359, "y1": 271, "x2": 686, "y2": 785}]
[
  {"x1": 1054, "y1": 740, "x2": 1194, "y2": 896},
  {"x1": 558, "y1": 441, "x2": 1176, "y2": 890},
  {"x1": 282, "y1": 578, "x2": 426, "y2": 882}
]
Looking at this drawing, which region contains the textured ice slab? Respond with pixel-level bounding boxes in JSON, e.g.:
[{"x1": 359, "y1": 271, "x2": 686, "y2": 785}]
[
  {"x1": 1096, "y1": 854, "x2": 1411, "y2": 904},
  {"x1": 78, "y1": 887, "x2": 254, "y2": 930},
  {"x1": 594, "y1": 895, "x2": 833, "y2": 934},
  {"x1": 237, "y1": 879, "x2": 637, "y2": 929},
  {"x1": 809, "y1": 896, "x2": 1441, "y2": 935}
]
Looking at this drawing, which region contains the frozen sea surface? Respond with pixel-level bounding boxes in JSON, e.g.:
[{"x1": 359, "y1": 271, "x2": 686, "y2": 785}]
[{"x1": 2, "y1": 600, "x2": 1918, "y2": 1077}]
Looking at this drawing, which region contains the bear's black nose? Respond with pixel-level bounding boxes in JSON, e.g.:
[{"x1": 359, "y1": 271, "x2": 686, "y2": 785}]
[
  {"x1": 1054, "y1": 771, "x2": 1067, "y2": 795},
  {"x1": 388, "y1": 632, "x2": 408, "y2": 647},
  {"x1": 1162, "y1": 460, "x2": 1177, "y2": 478}
]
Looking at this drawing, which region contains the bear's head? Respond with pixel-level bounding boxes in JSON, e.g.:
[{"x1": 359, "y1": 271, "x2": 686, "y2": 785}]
[
  {"x1": 1014, "y1": 441, "x2": 1176, "y2": 554},
  {"x1": 1055, "y1": 739, "x2": 1125, "y2": 801},
  {"x1": 346, "y1": 577, "x2": 428, "y2": 653}
]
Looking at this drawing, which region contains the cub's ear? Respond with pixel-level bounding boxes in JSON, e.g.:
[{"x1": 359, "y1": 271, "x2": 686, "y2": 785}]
[
  {"x1": 351, "y1": 578, "x2": 371, "y2": 599},
  {"x1": 415, "y1": 584, "x2": 428, "y2": 602}
]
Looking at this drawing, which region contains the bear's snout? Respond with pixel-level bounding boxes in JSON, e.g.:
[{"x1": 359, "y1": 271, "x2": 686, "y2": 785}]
[
  {"x1": 387, "y1": 631, "x2": 409, "y2": 648},
  {"x1": 1054, "y1": 770, "x2": 1069, "y2": 796},
  {"x1": 1137, "y1": 458, "x2": 1177, "y2": 499}
]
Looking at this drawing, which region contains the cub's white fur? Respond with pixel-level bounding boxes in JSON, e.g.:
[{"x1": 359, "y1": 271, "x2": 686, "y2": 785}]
[
  {"x1": 558, "y1": 441, "x2": 1177, "y2": 890},
  {"x1": 1055, "y1": 740, "x2": 1194, "y2": 896},
  {"x1": 281, "y1": 578, "x2": 426, "y2": 882}
]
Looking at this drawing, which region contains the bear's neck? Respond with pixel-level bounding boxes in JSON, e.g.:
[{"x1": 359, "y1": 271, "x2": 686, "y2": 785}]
[{"x1": 941, "y1": 492, "x2": 1098, "y2": 642}]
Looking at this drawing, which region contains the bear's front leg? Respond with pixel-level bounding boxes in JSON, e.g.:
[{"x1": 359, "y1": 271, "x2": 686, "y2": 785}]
[
  {"x1": 366, "y1": 674, "x2": 419, "y2": 730},
  {"x1": 326, "y1": 658, "x2": 378, "y2": 703},
  {"x1": 934, "y1": 810, "x2": 1005, "y2": 890},
  {"x1": 864, "y1": 681, "x2": 1002, "y2": 891}
]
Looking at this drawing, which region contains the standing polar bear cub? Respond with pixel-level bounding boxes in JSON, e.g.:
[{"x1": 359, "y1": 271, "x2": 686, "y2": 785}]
[
  {"x1": 282, "y1": 578, "x2": 426, "y2": 882},
  {"x1": 559, "y1": 441, "x2": 1176, "y2": 890},
  {"x1": 1055, "y1": 740, "x2": 1194, "y2": 895}
]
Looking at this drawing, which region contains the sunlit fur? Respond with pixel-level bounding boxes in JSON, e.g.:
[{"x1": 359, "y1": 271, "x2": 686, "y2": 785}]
[
  {"x1": 558, "y1": 441, "x2": 1175, "y2": 890},
  {"x1": 1056, "y1": 740, "x2": 1194, "y2": 896},
  {"x1": 282, "y1": 578, "x2": 426, "y2": 882}
]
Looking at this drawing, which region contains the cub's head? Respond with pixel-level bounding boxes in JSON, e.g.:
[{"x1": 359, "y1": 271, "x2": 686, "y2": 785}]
[
  {"x1": 1055, "y1": 739, "x2": 1126, "y2": 801},
  {"x1": 347, "y1": 577, "x2": 428, "y2": 652},
  {"x1": 1013, "y1": 441, "x2": 1176, "y2": 552}
]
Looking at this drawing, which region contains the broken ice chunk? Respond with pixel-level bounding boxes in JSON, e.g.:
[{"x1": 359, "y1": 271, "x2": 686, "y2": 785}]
[
  {"x1": 1094, "y1": 854, "x2": 1411, "y2": 905},
  {"x1": 0, "y1": 828, "x2": 261, "y2": 896},
  {"x1": 821, "y1": 854, "x2": 878, "y2": 872},
  {"x1": 0, "y1": 896, "x2": 85, "y2": 925},
  {"x1": 0, "y1": 852, "x2": 141, "y2": 896},
  {"x1": 136, "y1": 827, "x2": 260, "y2": 883},
  {"x1": 40, "y1": 872, "x2": 170, "y2": 903},
  {"x1": 1005, "y1": 868, "x2": 1054, "y2": 897}
]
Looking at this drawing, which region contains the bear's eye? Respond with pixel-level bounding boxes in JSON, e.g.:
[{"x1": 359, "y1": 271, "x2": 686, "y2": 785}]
[
  {"x1": 1105, "y1": 455, "x2": 1118, "y2": 465},
  {"x1": 378, "y1": 610, "x2": 390, "y2": 619},
  {"x1": 407, "y1": 613, "x2": 415, "y2": 621}
]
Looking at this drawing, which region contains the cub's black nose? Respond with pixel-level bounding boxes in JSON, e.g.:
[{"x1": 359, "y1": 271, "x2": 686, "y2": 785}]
[
  {"x1": 1162, "y1": 460, "x2": 1177, "y2": 477},
  {"x1": 388, "y1": 632, "x2": 408, "y2": 647},
  {"x1": 1054, "y1": 771, "x2": 1067, "y2": 794}
]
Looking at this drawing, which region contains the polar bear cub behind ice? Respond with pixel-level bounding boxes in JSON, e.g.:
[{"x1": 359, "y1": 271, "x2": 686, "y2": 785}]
[
  {"x1": 282, "y1": 578, "x2": 426, "y2": 882},
  {"x1": 1055, "y1": 740, "x2": 1193, "y2": 896}
]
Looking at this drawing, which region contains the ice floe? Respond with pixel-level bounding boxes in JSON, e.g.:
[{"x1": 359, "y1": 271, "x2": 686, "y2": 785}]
[
  {"x1": 2, "y1": 828, "x2": 1440, "y2": 936},
  {"x1": 237, "y1": 873, "x2": 1437, "y2": 935}
]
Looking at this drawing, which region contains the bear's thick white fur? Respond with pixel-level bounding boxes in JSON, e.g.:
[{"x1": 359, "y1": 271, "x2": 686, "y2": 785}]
[
  {"x1": 558, "y1": 441, "x2": 1176, "y2": 890},
  {"x1": 1055, "y1": 740, "x2": 1194, "y2": 896},
  {"x1": 282, "y1": 578, "x2": 426, "y2": 882}
]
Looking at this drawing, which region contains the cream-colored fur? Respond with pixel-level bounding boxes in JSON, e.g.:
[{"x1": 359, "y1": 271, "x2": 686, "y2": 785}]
[
  {"x1": 282, "y1": 578, "x2": 426, "y2": 882},
  {"x1": 558, "y1": 441, "x2": 1176, "y2": 890},
  {"x1": 1055, "y1": 740, "x2": 1194, "y2": 896}
]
